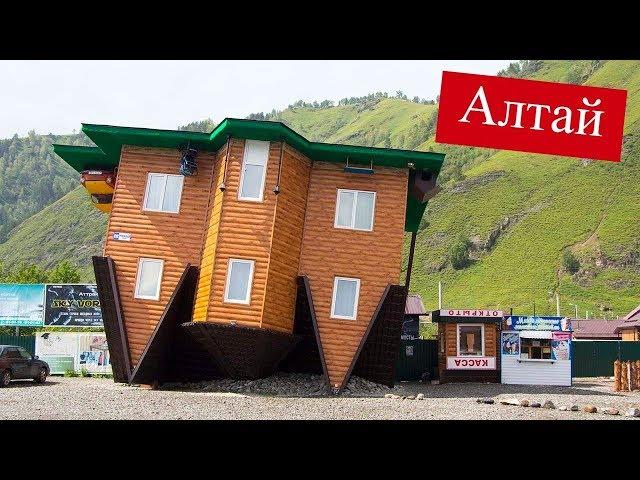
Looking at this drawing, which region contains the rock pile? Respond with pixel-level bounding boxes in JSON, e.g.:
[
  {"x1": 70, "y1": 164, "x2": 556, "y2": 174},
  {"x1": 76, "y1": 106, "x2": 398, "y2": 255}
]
[{"x1": 164, "y1": 372, "x2": 390, "y2": 397}]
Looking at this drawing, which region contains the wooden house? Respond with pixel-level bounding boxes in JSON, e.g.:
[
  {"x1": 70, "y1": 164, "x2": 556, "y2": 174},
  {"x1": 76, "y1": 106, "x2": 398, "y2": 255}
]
[
  {"x1": 615, "y1": 304, "x2": 640, "y2": 341},
  {"x1": 53, "y1": 119, "x2": 444, "y2": 393}
]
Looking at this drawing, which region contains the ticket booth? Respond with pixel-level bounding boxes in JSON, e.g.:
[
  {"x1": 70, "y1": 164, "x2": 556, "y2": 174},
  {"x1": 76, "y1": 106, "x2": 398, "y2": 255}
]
[
  {"x1": 433, "y1": 309, "x2": 503, "y2": 383},
  {"x1": 501, "y1": 316, "x2": 572, "y2": 386}
]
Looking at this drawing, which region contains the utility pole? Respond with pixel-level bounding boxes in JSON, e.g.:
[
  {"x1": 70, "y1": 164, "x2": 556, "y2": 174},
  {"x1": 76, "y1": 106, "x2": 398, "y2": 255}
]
[
  {"x1": 556, "y1": 293, "x2": 560, "y2": 317},
  {"x1": 438, "y1": 281, "x2": 442, "y2": 309}
]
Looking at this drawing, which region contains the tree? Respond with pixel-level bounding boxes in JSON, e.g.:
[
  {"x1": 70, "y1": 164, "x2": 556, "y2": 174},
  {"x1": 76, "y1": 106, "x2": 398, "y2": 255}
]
[
  {"x1": 562, "y1": 251, "x2": 580, "y2": 274},
  {"x1": 48, "y1": 261, "x2": 81, "y2": 283},
  {"x1": 449, "y1": 237, "x2": 471, "y2": 270}
]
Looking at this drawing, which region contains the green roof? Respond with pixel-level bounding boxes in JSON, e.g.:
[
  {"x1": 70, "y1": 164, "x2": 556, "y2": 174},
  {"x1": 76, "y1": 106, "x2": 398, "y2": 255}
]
[{"x1": 53, "y1": 118, "x2": 445, "y2": 232}]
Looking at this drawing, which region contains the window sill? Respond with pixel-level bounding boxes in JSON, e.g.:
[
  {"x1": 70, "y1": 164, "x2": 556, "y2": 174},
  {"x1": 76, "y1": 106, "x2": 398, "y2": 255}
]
[{"x1": 517, "y1": 358, "x2": 556, "y2": 364}]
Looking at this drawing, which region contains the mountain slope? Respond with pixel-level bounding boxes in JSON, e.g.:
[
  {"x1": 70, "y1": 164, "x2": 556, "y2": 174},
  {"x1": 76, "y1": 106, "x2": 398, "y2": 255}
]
[{"x1": 1, "y1": 60, "x2": 639, "y2": 316}]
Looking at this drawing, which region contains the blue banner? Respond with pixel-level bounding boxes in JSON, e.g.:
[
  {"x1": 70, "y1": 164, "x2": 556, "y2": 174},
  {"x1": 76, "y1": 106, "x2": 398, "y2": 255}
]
[
  {"x1": 0, "y1": 284, "x2": 45, "y2": 326},
  {"x1": 504, "y1": 315, "x2": 572, "y2": 331}
]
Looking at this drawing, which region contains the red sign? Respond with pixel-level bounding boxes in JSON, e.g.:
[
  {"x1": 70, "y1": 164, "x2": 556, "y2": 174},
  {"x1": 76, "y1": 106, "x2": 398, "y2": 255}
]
[
  {"x1": 446, "y1": 356, "x2": 496, "y2": 370},
  {"x1": 435, "y1": 71, "x2": 627, "y2": 162}
]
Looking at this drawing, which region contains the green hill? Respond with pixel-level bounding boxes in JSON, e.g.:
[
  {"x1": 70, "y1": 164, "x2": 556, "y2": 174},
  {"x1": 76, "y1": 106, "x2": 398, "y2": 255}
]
[{"x1": 1, "y1": 60, "x2": 639, "y2": 317}]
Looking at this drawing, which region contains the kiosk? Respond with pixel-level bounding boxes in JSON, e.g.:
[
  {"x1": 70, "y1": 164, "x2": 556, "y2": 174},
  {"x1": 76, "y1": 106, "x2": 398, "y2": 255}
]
[
  {"x1": 501, "y1": 316, "x2": 572, "y2": 386},
  {"x1": 432, "y1": 308, "x2": 503, "y2": 383}
]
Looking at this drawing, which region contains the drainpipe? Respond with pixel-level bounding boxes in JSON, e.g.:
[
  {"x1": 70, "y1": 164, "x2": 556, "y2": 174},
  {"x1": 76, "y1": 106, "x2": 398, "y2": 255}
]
[
  {"x1": 405, "y1": 231, "x2": 417, "y2": 291},
  {"x1": 219, "y1": 135, "x2": 231, "y2": 191},
  {"x1": 273, "y1": 140, "x2": 285, "y2": 195}
]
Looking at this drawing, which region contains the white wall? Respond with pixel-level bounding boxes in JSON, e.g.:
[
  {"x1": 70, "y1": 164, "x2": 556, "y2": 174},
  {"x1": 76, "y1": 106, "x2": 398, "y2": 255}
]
[{"x1": 501, "y1": 355, "x2": 571, "y2": 386}]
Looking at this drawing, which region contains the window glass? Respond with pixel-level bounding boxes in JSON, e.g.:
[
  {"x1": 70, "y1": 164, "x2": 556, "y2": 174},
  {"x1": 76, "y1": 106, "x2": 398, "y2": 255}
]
[
  {"x1": 521, "y1": 338, "x2": 552, "y2": 359},
  {"x1": 143, "y1": 173, "x2": 183, "y2": 213},
  {"x1": 238, "y1": 140, "x2": 269, "y2": 200},
  {"x1": 17, "y1": 348, "x2": 31, "y2": 360},
  {"x1": 162, "y1": 175, "x2": 184, "y2": 212},
  {"x1": 134, "y1": 258, "x2": 164, "y2": 300},
  {"x1": 458, "y1": 325, "x2": 483, "y2": 356},
  {"x1": 354, "y1": 191, "x2": 375, "y2": 230},
  {"x1": 225, "y1": 259, "x2": 254, "y2": 303},
  {"x1": 335, "y1": 189, "x2": 375, "y2": 231},
  {"x1": 331, "y1": 277, "x2": 360, "y2": 319},
  {"x1": 6, "y1": 348, "x2": 20, "y2": 359},
  {"x1": 336, "y1": 191, "x2": 355, "y2": 227}
]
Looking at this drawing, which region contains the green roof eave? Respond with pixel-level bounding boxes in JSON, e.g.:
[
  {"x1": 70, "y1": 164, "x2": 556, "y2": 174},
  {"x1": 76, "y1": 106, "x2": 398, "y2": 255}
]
[
  {"x1": 52, "y1": 144, "x2": 109, "y2": 172},
  {"x1": 53, "y1": 118, "x2": 446, "y2": 232}
]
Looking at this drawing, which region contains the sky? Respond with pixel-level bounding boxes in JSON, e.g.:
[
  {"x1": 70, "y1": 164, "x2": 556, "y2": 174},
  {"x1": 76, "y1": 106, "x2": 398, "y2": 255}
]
[{"x1": 0, "y1": 60, "x2": 512, "y2": 138}]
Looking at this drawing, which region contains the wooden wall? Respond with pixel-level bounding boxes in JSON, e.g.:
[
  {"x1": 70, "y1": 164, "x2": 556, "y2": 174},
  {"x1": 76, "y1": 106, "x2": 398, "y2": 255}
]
[
  {"x1": 262, "y1": 145, "x2": 312, "y2": 332},
  {"x1": 192, "y1": 143, "x2": 226, "y2": 322},
  {"x1": 199, "y1": 139, "x2": 280, "y2": 328},
  {"x1": 104, "y1": 146, "x2": 215, "y2": 366},
  {"x1": 621, "y1": 329, "x2": 639, "y2": 341},
  {"x1": 298, "y1": 162, "x2": 407, "y2": 389},
  {"x1": 443, "y1": 322, "x2": 498, "y2": 357}
]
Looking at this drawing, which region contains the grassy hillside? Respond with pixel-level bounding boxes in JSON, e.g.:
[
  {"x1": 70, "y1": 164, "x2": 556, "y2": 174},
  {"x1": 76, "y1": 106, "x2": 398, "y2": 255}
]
[
  {"x1": 1, "y1": 60, "x2": 639, "y2": 318},
  {"x1": 0, "y1": 187, "x2": 106, "y2": 280}
]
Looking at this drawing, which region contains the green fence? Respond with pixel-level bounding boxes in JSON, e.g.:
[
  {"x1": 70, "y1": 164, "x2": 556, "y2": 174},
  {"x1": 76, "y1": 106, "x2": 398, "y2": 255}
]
[
  {"x1": 395, "y1": 339, "x2": 438, "y2": 381},
  {"x1": 572, "y1": 341, "x2": 640, "y2": 377},
  {"x1": 0, "y1": 335, "x2": 36, "y2": 355}
]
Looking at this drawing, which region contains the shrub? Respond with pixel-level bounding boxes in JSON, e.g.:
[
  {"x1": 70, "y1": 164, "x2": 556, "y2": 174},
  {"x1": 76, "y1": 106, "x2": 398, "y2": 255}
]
[
  {"x1": 80, "y1": 367, "x2": 90, "y2": 378},
  {"x1": 563, "y1": 250, "x2": 580, "y2": 274},
  {"x1": 449, "y1": 237, "x2": 471, "y2": 270},
  {"x1": 64, "y1": 369, "x2": 79, "y2": 377}
]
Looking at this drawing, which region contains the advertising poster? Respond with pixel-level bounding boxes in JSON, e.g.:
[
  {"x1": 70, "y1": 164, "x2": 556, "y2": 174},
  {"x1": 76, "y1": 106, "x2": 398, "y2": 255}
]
[
  {"x1": 551, "y1": 332, "x2": 572, "y2": 360},
  {"x1": 78, "y1": 333, "x2": 111, "y2": 374},
  {"x1": 44, "y1": 284, "x2": 103, "y2": 327},
  {"x1": 504, "y1": 316, "x2": 567, "y2": 331},
  {"x1": 501, "y1": 332, "x2": 520, "y2": 355},
  {"x1": 0, "y1": 284, "x2": 45, "y2": 326}
]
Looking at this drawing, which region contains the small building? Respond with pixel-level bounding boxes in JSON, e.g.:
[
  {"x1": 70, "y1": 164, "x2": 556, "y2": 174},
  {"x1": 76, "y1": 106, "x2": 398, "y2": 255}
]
[
  {"x1": 615, "y1": 304, "x2": 640, "y2": 341},
  {"x1": 501, "y1": 316, "x2": 572, "y2": 386},
  {"x1": 53, "y1": 118, "x2": 445, "y2": 393},
  {"x1": 432, "y1": 308, "x2": 503, "y2": 383},
  {"x1": 402, "y1": 294, "x2": 426, "y2": 340},
  {"x1": 571, "y1": 319, "x2": 623, "y2": 340}
]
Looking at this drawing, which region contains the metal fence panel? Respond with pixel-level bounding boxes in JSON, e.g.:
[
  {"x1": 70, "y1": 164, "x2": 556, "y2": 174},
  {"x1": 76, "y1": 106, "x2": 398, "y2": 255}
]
[
  {"x1": 395, "y1": 339, "x2": 438, "y2": 381},
  {"x1": 572, "y1": 341, "x2": 640, "y2": 377},
  {"x1": 0, "y1": 335, "x2": 36, "y2": 355}
]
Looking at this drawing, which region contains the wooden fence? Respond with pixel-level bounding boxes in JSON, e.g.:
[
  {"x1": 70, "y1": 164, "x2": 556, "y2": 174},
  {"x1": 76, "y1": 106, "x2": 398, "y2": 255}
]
[{"x1": 613, "y1": 360, "x2": 640, "y2": 391}]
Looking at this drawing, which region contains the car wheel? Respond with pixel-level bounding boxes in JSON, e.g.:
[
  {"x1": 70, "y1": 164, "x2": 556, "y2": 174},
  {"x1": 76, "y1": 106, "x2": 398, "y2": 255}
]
[
  {"x1": 1, "y1": 370, "x2": 11, "y2": 387},
  {"x1": 34, "y1": 367, "x2": 47, "y2": 384}
]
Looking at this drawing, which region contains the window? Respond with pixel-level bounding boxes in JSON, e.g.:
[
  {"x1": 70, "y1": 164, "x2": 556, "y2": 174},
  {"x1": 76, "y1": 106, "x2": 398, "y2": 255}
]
[
  {"x1": 521, "y1": 338, "x2": 552, "y2": 359},
  {"x1": 143, "y1": 173, "x2": 184, "y2": 213},
  {"x1": 17, "y1": 348, "x2": 32, "y2": 360},
  {"x1": 457, "y1": 324, "x2": 484, "y2": 356},
  {"x1": 134, "y1": 258, "x2": 164, "y2": 300},
  {"x1": 224, "y1": 259, "x2": 255, "y2": 304},
  {"x1": 334, "y1": 189, "x2": 376, "y2": 231},
  {"x1": 330, "y1": 277, "x2": 361, "y2": 320},
  {"x1": 238, "y1": 140, "x2": 270, "y2": 201},
  {"x1": 5, "y1": 348, "x2": 20, "y2": 359}
]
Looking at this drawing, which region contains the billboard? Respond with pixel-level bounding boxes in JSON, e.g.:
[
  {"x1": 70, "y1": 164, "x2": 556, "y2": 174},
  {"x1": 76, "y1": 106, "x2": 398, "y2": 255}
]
[
  {"x1": 35, "y1": 331, "x2": 112, "y2": 374},
  {"x1": 44, "y1": 284, "x2": 103, "y2": 327},
  {"x1": 0, "y1": 284, "x2": 45, "y2": 326}
]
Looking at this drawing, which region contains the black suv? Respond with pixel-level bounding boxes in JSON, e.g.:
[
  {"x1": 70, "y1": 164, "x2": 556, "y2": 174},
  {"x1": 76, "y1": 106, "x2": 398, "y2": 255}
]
[{"x1": 0, "y1": 345, "x2": 49, "y2": 387}]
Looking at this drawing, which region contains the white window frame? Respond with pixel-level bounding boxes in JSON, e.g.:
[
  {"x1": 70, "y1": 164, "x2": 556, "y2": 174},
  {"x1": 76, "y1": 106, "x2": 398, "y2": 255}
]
[
  {"x1": 134, "y1": 257, "x2": 164, "y2": 301},
  {"x1": 456, "y1": 323, "x2": 485, "y2": 356},
  {"x1": 330, "y1": 276, "x2": 361, "y2": 321},
  {"x1": 223, "y1": 258, "x2": 255, "y2": 305},
  {"x1": 142, "y1": 173, "x2": 184, "y2": 214},
  {"x1": 333, "y1": 189, "x2": 376, "y2": 232},
  {"x1": 238, "y1": 140, "x2": 270, "y2": 202}
]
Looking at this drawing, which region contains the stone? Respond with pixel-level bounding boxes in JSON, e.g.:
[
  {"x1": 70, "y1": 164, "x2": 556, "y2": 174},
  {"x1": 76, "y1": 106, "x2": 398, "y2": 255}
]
[
  {"x1": 416, "y1": 393, "x2": 425, "y2": 400},
  {"x1": 625, "y1": 408, "x2": 640, "y2": 417},
  {"x1": 542, "y1": 401, "x2": 555, "y2": 409},
  {"x1": 582, "y1": 405, "x2": 597, "y2": 413},
  {"x1": 482, "y1": 398, "x2": 495, "y2": 404},
  {"x1": 519, "y1": 399, "x2": 530, "y2": 407},
  {"x1": 570, "y1": 405, "x2": 580, "y2": 411},
  {"x1": 530, "y1": 402, "x2": 541, "y2": 408},
  {"x1": 431, "y1": 380, "x2": 440, "y2": 385},
  {"x1": 406, "y1": 395, "x2": 416, "y2": 400},
  {"x1": 500, "y1": 398, "x2": 520, "y2": 406},
  {"x1": 384, "y1": 394, "x2": 394, "y2": 399},
  {"x1": 559, "y1": 406, "x2": 568, "y2": 411},
  {"x1": 603, "y1": 408, "x2": 619, "y2": 416}
]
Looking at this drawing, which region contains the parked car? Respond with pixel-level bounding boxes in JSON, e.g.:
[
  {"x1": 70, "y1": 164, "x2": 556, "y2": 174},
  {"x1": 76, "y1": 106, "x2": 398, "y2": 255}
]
[{"x1": 0, "y1": 345, "x2": 49, "y2": 387}]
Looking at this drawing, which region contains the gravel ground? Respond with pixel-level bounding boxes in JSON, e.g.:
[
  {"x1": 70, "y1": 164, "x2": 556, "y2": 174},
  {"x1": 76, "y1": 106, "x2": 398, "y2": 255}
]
[{"x1": 1, "y1": 376, "x2": 639, "y2": 420}]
